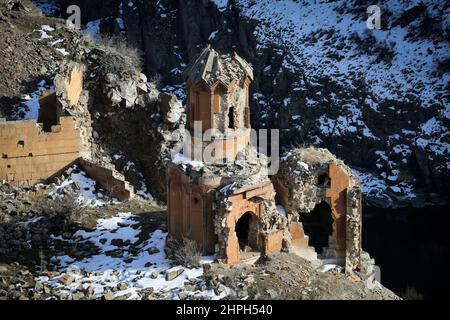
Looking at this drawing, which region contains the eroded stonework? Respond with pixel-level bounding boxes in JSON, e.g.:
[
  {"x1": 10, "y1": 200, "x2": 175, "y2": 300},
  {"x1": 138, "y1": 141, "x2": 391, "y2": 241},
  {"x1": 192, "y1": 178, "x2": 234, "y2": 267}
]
[
  {"x1": 167, "y1": 47, "x2": 284, "y2": 265},
  {"x1": 0, "y1": 63, "x2": 85, "y2": 186},
  {"x1": 273, "y1": 147, "x2": 363, "y2": 271},
  {"x1": 167, "y1": 46, "x2": 364, "y2": 271}
]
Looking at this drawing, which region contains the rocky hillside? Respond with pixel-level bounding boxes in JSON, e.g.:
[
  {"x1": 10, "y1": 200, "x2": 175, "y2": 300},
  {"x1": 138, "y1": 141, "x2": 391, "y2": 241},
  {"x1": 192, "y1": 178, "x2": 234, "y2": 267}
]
[
  {"x1": 0, "y1": 1, "x2": 402, "y2": 301},
  {"x1": 0, "y1": 0, "x2": 186, "y2": 200},
  {"x1": 37, "y1": 0, "x2": 449, "y2": 208}
]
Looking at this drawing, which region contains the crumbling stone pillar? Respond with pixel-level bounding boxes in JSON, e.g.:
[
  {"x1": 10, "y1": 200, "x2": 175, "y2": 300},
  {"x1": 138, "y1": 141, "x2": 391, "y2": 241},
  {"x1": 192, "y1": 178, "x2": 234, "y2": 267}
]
[
  {"x1": 345, "y1": 186, "x2": 362, "y2": 272},
  {"x1": 225, "y1": 228, "x2": 240, "y2": 266}
]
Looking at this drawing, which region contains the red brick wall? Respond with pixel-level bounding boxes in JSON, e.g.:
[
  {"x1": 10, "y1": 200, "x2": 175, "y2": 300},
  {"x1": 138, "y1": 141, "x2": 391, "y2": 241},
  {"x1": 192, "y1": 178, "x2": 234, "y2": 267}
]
[
  {"x1": 325, "y1": 163, "x2": 350, "y2": 252},
  {"x1": 166, "y1": 165, "x2": 217, "y2": 254}
]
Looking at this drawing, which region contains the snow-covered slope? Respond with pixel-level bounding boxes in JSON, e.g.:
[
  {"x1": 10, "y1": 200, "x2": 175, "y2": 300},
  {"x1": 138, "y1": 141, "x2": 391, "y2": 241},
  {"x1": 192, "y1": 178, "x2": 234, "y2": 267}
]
[
  {"x1": 36, "y1": 212, "x2": 231, "y2": 300},
  {"x1": 238, "y1": 0, "x2": 448, "y2": 106},
  {"x1": 232, "y1": 0, "x2": 449, "y2": 206}
]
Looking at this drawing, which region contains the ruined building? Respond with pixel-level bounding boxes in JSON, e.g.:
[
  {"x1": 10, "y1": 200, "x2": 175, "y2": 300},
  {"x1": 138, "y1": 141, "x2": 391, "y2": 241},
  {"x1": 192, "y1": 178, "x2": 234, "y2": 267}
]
[
  {"x1": 167, "y1": 46, "x2": 363, "y2": 271},
  {"x1": 0, "y1": 64, "x2": 85, "y2": 186},
  {"x1": 166, "y1": 46, "x2": 284, "y2": 265},
  {"x1": 0, "y1": 63, "x2": 134, "y2": 201},
  {"x1": 273, "y1": 147, "x2": 363, "y2": 271}
]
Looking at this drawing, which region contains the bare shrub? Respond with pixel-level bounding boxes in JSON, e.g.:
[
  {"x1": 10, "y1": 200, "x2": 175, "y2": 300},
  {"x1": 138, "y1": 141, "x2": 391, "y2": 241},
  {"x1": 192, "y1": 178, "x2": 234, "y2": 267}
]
[
  {"x1": 81, "y1": 31, "x2": 95, "y2": 45},
  {"x1": 401, "y1": 286, "x2": 424, "y2": 300},
  {"x1": 166, "y1": 237, "x2": 202, "y2": 268},
  {"x1": 97, "y1": 34, "x2": 143, "y2": 70},
  {"x1": 35, "y1": 192, "x2": 83, "y2": 224}
]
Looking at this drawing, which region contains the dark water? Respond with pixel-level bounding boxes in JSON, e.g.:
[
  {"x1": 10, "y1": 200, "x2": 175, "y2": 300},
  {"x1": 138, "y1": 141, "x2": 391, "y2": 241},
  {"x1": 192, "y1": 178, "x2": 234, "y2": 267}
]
[{"x1": 362, "y1": 205, "x2": 450, "y2": 300}]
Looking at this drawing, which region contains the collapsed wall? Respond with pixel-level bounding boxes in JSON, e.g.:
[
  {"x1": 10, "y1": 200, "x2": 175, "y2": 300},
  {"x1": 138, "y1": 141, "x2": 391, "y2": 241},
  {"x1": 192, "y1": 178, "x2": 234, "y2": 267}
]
[
  {"x1": 0, "y1": 63, "x2": 86, "y2": 187},
  {"x1": 78, "y1": 158, "x2": 134, "y2": 201},
  {"x1": 54, "y1": 62, "x2": 92, "y2": 159},
  {"x1": 168, "y1": 143, "x2": 286, "y2": 265},
  {"x1": 273, "y1": 147, "x2": 362, "y2": 271},
  {"x1": 214, "y1": 180, "x2": 285, "y2": 265},
  {"x1": 0, "y1": 117, "x2": 81, "y2": 186}
]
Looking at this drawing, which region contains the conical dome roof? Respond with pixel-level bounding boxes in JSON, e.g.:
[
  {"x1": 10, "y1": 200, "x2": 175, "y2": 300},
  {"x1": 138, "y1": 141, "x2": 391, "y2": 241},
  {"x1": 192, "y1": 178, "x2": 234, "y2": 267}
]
[{"x1": 184, "y1": 45, "x2": 253, "y2": 90}]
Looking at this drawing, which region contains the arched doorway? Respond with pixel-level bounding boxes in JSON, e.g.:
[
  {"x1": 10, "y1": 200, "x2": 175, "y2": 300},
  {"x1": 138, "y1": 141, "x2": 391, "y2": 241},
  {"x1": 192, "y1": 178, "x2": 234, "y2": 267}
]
[
  {"x1": 299, "y1": 201, "x2": 334, "y2": 254},
  {"x1": 235, "y1": 212, "x2": 259, "y2": 251}
]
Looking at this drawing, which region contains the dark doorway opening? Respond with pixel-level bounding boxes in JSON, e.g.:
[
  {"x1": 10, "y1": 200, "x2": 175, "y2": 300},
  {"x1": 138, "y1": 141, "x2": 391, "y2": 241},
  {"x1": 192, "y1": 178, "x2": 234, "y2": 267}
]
[
  {"x1": 38, "y1": 92, "x2": 62, "y2": 132},
  {"x1": 299, "y1": 201, "x2": 334, "y2": 254},
  {"x1": 236, "y1": 212, "x2": 251, "y2": 249},
  {"x1": 228, "y1": 107, "x2": 234, "y2": 129},
  {"x1": 318, "y1": 174, "x2": 331, "y2": 187},
  {"x1": 235, "y1": 212, "x2": 259, "y2": 251}
]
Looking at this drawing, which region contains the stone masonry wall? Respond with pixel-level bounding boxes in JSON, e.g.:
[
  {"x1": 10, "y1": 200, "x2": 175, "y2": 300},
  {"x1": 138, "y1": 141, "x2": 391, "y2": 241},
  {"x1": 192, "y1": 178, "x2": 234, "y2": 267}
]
[
  {"x1": 0, "y1": 117, "x2": 81, "y2": 186},
  {"x1": 215, "y1": 182, "x2": 285, "y2": 265},
  {"x1": 78, "y1": 158, "x2": 134, "y2": 201},
  {"x1": 166, "y1": 164, "x2": 217, "y2": 254}
]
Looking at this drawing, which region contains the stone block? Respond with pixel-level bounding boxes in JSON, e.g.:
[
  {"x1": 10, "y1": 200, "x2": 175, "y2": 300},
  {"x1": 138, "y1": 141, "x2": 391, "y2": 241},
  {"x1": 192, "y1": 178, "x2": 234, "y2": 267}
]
[
  {"x1": 262, "y1": 230, "x2": 284, "y2": 255},
  {"x1": 289, "y1": 222, "x2": 306, "y2": 240}
]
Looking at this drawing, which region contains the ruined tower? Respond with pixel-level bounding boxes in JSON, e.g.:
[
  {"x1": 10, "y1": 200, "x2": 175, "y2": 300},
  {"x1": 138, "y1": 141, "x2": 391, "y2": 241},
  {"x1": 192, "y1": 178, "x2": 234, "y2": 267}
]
[
  {"x1": 166, "y1": 46, "x2": 364, "y2": 271},
  {"x1": 166, "y1": 46, "x2": 284, "y2": 265},
  {"x1": 184, "y1": 44, "x2": 254, "y2": 163}
]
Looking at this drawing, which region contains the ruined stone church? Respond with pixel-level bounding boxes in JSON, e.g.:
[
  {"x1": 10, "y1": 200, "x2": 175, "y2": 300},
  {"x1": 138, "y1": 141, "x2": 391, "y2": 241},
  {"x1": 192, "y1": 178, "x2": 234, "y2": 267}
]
[{"x1": 166, "y1": 46, "x2": 363, "y2": 272}]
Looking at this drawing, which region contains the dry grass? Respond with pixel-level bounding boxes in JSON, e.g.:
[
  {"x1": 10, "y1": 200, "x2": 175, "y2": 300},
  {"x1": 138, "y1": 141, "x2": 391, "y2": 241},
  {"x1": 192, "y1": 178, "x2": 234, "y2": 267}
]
[
  {"x1": 96, "y1": 34, "x2": 143, "y2": 71},
  {"x1": 35, "y1": 192, "x2": 83, "y2": 224},
  {"x1": 148, "y1": 73, "x2": 162, "y2": 89},
  {"x1": 166, "y1": 236, "x2": 202, "y2": 268},
  {"x1": 401, "y1": 286, "x2": 424, "y2": 300}
]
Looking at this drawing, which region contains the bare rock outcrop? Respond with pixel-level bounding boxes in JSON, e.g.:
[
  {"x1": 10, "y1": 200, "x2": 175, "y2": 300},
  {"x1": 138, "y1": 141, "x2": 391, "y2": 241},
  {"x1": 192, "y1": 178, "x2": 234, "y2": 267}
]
[{"x1": 82, "y1": 46, "x2": 186, "y2": 201}]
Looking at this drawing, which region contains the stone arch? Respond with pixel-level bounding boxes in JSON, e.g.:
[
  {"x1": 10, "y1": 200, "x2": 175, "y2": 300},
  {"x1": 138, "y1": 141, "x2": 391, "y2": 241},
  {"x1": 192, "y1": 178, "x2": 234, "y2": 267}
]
[{"x1": 224, "y1": 199, "x2": 264, "y2": 265}]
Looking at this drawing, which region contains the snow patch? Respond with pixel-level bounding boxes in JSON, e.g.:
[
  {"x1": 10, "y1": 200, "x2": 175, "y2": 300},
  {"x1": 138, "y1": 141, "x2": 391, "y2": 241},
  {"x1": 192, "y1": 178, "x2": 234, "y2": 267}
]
[
  {"x1": 211, "y1": 0, "x2": 228, "y2": 12},
  {"x1": 14, "y1": 80, "x2": 53, "y2": 120},
  {"x1": 55, "y1": 48, "x2": 70, "y2": 56},
  {"x1": 208, "y1": 30, "x2": 218, "y2": 41},
  {"x1": 51, "y1": 166, "x2": 117, "y2": 207},
  {"x1": 34, "y1": 25, "x2": 54, "y2": 39},
  {"x1": 32, "y1": 0, "x2": 59, "y2": 17},
  {"x1": 276, "y1": 205, "x2": 286, "y2": 217},
  {"x1": 172, "y1": 153, "x2": 204, "y2": 170},
  {"x1": 38, "y1": 213, "x2": 231, "y2": 300},
  {"x1": 84, "y1": 20, "x2": 101, "y2": 40}
]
